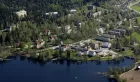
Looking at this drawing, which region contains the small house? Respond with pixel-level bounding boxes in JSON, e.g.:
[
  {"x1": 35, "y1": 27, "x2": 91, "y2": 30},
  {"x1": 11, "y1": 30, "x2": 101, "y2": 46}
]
[
  {"x1": 50, "y1": 36, "x2": 55, "y2": 41},
  {"x1": 108, "y1": 30, "x2": 115, "y2": 35},
  {"x1": 114, "y1": 29, "x2": 126, "y2": 35},
  {"x1": 70, "y1": 9, "x2": 77, "y2": 14},
  {"x1": 92, "y1": 11, "x2": 102, "y2": 17},
  {"x1": 16, "y1": 10, "x2": 27, "y2": 18},
  {"x1": 68, "y1": 14, "x2": 73, "y2": 17},
  {"x1": 101, "y1": 42, "x2": 111, "y2": 48},
  {"x1": 89, "y1": 42, "x2": 100, "y2": 50},
  {"x1": 45, "y1": 29, "x2": 51, "y2": 35},
  {"x1": 74, "y1": 21, "x2": 82, "y2": 27},
  {"x1": 65, "y1": 25, "x2": 71, "y2": 30},
  {"x1": 98, "y1": 28, "x2": 105, "y2": 34},
  {"x1": 65, "y1": 25, "x2": 72, "y2": 34},
  {"x1": 36, "y1": 39, "x2": 45, "y2": 49},
  {"x1": 88, "y1": 5, "x2": 95, "y2": 10},
  {"x1": 87, "y1": 51, "x2": 96, "y2": 56},
  {"x1": 108, "y1": 31, "x2": 121, "y2": 37}
]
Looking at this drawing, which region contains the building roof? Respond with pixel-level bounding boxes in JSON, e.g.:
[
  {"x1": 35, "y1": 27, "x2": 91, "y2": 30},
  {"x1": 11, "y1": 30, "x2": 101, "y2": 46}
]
[
  {"x1": 101, "y1": 34, "x2": 115, "y2": 39},
  {"x1": 95, "y1": 36, "x2": 110, "y2": 42},
  {"x1": 45, "y1": 12, "x2": 58, "y2": 15}
]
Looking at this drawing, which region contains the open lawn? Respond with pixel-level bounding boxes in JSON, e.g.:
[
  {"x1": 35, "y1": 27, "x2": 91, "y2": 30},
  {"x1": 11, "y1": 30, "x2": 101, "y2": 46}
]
[
  {"x1": 132, "y1": 32, "x2": 140, "y2": 42},
  {"x1": 137, "y1": 17, "x2": 140, "y2": 24},
  {"x1": 131, "y1": 5, "x2": 140, "y2": 12},
  {"x1": 126, "y1": 32, "x2": 140, "y2": 42},
  {"x1": 123, "y1": 49, "x2": 134, "y2": 56}
]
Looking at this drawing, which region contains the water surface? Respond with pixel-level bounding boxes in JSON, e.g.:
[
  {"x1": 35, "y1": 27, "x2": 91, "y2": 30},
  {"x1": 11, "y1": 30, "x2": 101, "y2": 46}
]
[{"x1": 0, "y1": 56, "x2": 134, "y2": 82}]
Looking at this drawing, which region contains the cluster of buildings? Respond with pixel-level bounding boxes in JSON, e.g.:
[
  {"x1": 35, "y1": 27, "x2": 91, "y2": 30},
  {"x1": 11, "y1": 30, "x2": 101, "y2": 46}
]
[
  {"x1": 87, "y1": 5, "x2": 102, "y2": 18},
  {"x1": 96, "y1": 28, "x2": 127, "y2": 42},
  {"x1": 56, "y1": 21, "x2": 83, "y2": 34},
  {"x1": 45, "y1": 9, "x2": 78, "y2": 17},
  {"x1": 75, "y1": 41, "x2": 115, "y2": 57},
  {"x1": 14, "y1": 4, "x2": 125, "y2": 58},
  {"x1": 57, "y1": 28, "x2": 126, "y2": 58},
  {"x1": 57, "y1": 39, "x2": 116, "y2": 58}
]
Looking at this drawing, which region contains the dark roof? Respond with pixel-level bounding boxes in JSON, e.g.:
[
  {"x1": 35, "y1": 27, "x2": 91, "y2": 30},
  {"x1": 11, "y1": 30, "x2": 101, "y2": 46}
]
[{"x1": 95, "y1": 36, "x2": 110, "y2": 42}]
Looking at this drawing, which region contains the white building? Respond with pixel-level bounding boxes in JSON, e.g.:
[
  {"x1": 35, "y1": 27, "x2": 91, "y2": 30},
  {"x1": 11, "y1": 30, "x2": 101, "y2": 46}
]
[
  {"x1": 88, "y1": 5, "x2": 96, "y2": 10},
  {"x1": 92, "y1": 11, "x2": 102, "y2": 17},
  {"x1": 36, "y1": 39, "x2": 45, "y2": 49},
  {"x1": 101, "y1": 42, "x2": 111, "y2": 48},
  {"x1": 16, "y1": 10, "x2": 27, "y2": 18},
  {"x1": 45, "y1": 12, "x2": 58, "y2": 16},
  {"x1": 65, "y1": 25, "x2": 72, "y2": 34},
  {"x1": 98, "y1": 28, "x2": 105, "y2": 34},
  {"x1": 70, "y1": 9, "x2": 77, "y2": 14},
  {"x1": 87, "y1": 51, "x2": 96, "y2": 56}
]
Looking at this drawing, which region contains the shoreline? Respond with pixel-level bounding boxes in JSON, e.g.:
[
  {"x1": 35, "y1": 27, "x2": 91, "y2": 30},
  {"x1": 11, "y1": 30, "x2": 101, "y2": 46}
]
[
  {"x1": 119, "y1": 60, "x2": 140, "y2": 82},
  {"x1": 2, "y1": 51, "x2": 133, "y2": 62}
]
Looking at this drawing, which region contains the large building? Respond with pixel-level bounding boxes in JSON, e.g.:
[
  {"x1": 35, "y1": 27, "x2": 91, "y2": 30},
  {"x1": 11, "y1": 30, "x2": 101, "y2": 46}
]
[{"x1": 108, "y1": 29, "x2": 126, "y2": 37}]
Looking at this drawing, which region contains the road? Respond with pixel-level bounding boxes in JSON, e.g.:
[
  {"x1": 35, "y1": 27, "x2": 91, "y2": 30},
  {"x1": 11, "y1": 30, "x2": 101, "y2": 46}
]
[
  {"x1": 49, "y1": 39, "x2": 92, "y2": 49},
  {"x1": 35, "y1": 38, "x2": 93, "y2": 53}
]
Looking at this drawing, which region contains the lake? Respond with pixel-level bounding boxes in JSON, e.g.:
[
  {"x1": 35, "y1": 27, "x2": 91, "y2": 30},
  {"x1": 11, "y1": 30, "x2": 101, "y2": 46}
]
[{"x1": 0, "y1": 56, "x2": 134, "y2": 82}]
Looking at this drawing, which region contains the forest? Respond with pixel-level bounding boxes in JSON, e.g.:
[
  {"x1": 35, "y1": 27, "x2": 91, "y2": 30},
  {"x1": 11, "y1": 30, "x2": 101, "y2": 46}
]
[{"x1": 0, "y1": 0, "x2": 104, "y2": 46}]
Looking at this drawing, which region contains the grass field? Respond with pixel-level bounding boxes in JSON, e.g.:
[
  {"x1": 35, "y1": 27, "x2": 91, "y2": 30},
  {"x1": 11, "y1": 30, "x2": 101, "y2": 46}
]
[
  {"x1": 126, "y1": 32, "x2": 140, "y2": 43},
  {"x1": 131, "y1": 5, "x2": 140, "y2": 12},
  {"x1": 123, "y1": 49, "x2": 134, "y2": 56},
  {"x1": 137, "y1": 17, "x2": 140, "y2": 24},
  {"x1": 132, "y1": 32, "x2": 140, "y2": 42}
]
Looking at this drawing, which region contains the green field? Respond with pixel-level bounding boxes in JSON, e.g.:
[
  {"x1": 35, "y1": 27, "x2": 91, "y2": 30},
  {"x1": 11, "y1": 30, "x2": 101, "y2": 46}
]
[
  {"x1": 123, "y1": 49, "x2": 134, "y2": 56},
  {"x1": 130, "y1": 4, "x2": 140, "y2": 24},
  {"x1": 137, "y1": 17, "x2": 140, "y2": 24},
  {"x1": 126, "y1": 32, "x2": 140, "y2": 42},
  {"x1": 132, "y1": 32, "x2": 140, "y2": 42},
  {"x1": 131, "y1": 5, "x2": 140, "y2": 12}
]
